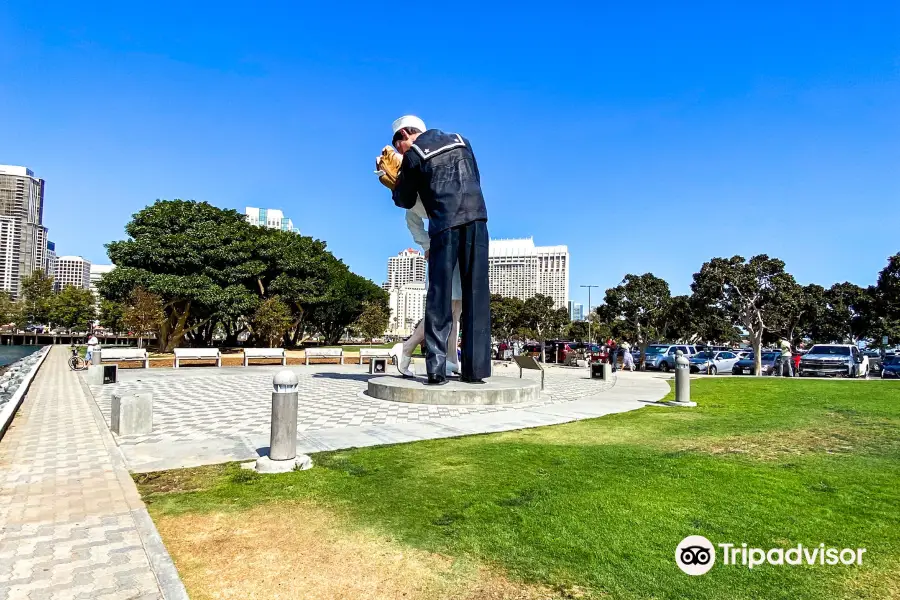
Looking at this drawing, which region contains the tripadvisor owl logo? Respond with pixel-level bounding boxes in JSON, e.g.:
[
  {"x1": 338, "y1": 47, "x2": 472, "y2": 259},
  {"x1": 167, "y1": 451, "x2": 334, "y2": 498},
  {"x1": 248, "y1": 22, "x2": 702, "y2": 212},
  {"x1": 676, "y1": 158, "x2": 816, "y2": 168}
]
[
  {"x1": 676, "y1": 536, "x2": 868, "y2": 575},
  {"x1": 676, "y1": 536, "x2": 716, "y2": 575}
]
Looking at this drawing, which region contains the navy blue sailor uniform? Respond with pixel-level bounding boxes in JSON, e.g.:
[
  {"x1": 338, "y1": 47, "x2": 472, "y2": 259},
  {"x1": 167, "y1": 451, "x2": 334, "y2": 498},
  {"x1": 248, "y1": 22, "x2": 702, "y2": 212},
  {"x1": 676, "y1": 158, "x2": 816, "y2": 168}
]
[{"x1": 392, "y1": 129, "x2": 491, "y2": 381}]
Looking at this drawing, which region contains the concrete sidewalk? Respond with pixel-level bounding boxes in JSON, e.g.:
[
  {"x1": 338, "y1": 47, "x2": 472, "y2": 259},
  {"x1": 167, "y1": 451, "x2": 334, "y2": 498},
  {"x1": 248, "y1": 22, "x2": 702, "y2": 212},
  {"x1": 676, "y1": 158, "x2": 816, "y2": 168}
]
[{"x1": 0, "y1": 346, "x2": 186, "y2": 600}]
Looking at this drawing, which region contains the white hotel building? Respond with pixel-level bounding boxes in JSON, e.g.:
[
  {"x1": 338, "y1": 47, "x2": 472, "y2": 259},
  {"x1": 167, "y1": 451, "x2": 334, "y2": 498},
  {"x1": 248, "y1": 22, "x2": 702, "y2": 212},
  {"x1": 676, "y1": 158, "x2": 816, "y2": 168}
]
[
  {"x1": 488, "y1": 238, "x2": 569, "y2": 309},
  {"x1": 55, "y1": 256, "x2": 91, "y2": 290}
]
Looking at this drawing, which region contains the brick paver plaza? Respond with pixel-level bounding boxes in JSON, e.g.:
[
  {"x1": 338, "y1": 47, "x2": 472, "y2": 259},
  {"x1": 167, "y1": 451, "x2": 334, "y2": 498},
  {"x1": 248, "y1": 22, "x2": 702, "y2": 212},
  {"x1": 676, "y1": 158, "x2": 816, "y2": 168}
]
[
  {"x1": 0, "y1": 347, "x2": 186, "y2": 600},
  {"x1": 0, "y1": 346, "x2": 669, "y2": 598}
]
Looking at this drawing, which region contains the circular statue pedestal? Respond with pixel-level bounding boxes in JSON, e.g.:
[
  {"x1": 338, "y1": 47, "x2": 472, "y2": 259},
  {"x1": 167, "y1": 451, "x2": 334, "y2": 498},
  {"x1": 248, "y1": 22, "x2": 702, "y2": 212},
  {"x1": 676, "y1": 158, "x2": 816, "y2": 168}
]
[{"x1": 366, "y1": 376, "x2": 540, "y2": 405}]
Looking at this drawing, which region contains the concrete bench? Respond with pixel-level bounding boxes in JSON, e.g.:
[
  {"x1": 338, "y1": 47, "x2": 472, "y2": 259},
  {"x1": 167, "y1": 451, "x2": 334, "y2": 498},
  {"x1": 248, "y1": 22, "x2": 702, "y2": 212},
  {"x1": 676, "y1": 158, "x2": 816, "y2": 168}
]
[
  {"x1": 359, "y1": 347, "x2": 393, "y2": 365},
  {"x1": 99, "y1": 347, "x2": 149, "y2": 369},
  {"x1": 304, "y1": 347, "x2": 344, "y2": 365},
  {"x1": 173, "y1": 347, "x2": 221, "y2": 368},
  {"x1": 243, "y1": 347, "x2": 286, "y2": 366}
]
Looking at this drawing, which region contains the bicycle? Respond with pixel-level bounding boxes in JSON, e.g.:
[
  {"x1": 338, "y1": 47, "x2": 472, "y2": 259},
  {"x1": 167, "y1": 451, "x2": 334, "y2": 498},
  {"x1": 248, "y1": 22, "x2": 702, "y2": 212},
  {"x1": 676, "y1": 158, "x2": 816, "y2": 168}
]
[{"x1": 69, "y1": 346, "x2": 87, "y2": 371}]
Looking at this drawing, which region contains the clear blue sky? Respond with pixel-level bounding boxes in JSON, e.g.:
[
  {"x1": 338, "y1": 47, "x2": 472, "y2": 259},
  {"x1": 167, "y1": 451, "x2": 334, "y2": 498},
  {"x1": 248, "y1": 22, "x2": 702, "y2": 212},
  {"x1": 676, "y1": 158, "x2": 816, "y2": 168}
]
[{"x1": 2, "y1": 2, "x2": 898, "y2": 306}]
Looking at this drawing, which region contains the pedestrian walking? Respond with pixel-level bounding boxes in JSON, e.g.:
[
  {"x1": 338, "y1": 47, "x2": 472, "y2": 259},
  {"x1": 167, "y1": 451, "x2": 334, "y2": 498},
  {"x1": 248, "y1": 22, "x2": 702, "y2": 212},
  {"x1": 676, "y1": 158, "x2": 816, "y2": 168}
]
[{"x1": 621, "y1": 341, "x2": 635, "y2": 371}]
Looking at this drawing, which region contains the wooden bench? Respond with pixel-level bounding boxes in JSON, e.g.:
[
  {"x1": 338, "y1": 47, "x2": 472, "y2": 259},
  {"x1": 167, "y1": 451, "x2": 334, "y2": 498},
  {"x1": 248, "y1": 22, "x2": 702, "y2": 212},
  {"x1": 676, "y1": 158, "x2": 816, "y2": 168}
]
[
  {"x1": 358, "y1": 347, "x2": 393, "y2": 365},
  {"x1": 98, "y1": 347, "x2": 149, "y2": 369},
  {"x1": 173, "y1": 348, "x2": 221, "y2": 368},
  {"x1": 514, "y1": 354, "x2": 545, "y2": 390},
  {"x1": 304, "y1": 347, "x2": 344, "y2": 365},
  {"x1": 243, "y1": 347, "x2": 287, "y2": 366}
]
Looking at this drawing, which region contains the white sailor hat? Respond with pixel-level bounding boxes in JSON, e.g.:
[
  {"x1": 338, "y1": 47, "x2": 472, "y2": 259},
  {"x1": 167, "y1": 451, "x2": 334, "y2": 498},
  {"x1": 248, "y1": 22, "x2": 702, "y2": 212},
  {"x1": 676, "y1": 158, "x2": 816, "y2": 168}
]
[{"x1": 391, "y1": 115, "x2": 426, "y2": 135}]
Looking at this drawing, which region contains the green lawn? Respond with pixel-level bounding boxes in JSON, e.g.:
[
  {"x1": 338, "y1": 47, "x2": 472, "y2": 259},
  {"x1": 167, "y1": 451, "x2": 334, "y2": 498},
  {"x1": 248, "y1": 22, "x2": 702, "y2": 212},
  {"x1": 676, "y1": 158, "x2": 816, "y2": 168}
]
[{"x1": 138, "y1": 379, "x2": 900, "y2": 599}]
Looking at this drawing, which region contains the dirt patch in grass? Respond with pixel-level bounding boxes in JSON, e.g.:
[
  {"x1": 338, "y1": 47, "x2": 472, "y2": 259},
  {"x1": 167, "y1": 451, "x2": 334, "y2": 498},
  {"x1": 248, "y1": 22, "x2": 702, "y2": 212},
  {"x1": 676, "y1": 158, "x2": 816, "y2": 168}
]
[
  {"x1": 678, "y1": 413, "x2": 900, "y2": 460},
  {"x1": 840, "y1": 559, "x2": 900, "y2": 600},
  {"x1": 135, "y1": 464, "x2": 230, "y2": 496},
  {"x1": 155, "y1": 500, "x2": 566, "y2": 600}
]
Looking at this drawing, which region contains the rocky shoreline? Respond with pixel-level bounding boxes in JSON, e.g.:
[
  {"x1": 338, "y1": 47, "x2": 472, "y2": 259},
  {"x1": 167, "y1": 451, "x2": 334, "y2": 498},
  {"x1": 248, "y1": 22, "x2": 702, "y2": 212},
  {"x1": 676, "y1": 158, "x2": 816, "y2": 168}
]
[{"x1": 0, "y1": 349, "x2": 45, "y2": 410}]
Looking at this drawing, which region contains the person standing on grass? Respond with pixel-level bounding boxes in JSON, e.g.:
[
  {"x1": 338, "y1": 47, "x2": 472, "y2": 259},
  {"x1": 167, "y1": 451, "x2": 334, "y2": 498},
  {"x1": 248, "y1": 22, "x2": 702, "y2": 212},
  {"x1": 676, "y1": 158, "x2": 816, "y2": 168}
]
[{"x1": 780, "y1": 339, "x2": 793, "y2": 377}]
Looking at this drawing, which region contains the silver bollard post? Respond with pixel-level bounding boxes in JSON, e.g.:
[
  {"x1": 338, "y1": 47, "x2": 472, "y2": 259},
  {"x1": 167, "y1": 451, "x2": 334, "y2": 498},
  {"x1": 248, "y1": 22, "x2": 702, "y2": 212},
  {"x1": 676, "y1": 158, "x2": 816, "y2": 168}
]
[
  {"x1": 91, "y1": 347, "x2": 101, "y2": 366},
  {"x1": 254, "y1": 370, "x2": 313, "y2": 473},
  {"x1": 270, "y1": 370, "x2": 299, "y2": 460},
  {"x1": 670, "y1": 350, "x2": 697, "y2": 407}
]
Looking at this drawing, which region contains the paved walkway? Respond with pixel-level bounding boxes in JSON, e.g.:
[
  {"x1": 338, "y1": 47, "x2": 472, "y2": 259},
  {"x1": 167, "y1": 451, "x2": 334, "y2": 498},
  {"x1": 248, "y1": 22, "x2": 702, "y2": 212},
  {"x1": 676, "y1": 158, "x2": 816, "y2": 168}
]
[
  {"x1": 87, "y1": 362, "x2": 671, "y2": 473},
  {"x1": 0, "y1": 347, "x2": 186, "y2": 600}
]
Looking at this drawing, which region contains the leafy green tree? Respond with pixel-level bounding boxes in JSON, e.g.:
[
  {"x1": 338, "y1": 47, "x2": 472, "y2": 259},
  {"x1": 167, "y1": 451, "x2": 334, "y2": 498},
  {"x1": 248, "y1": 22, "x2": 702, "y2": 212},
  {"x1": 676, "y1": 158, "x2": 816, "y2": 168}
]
[
  {"x1": 691, "y1": 255, "x2": 796, "y2": 376},
  {"x1": 490, "y1": 294, "x2": 525, "y2": 344},
  {"x1": 0, "y1": 292, "x2": 16, "y2": 327},
  {"x1": 602, "y1": 273, "x2": 671, "y2": 354},
  {"x1": 20, "y1": 270, "x2": 54, "y2": 326},
  {"x1": 519, "y1": 294, "x2": 560, "y2": 361},
  {"x1": 353, "y1": 300, "x2": 390, "y2": 344},
  {"x1": 304, "y1": 268, "x2": 388, "y2": 345},
  {"x1": 810, "y1": 282, "x2": 871, "y2": 343},
  {"x1": 100, "y1": 199, "x2": 334, "y2": 350},
  {"x1": 586, "y1": 311, "x2": 612, "y2": 344},
  {"x1": 564, "y1": 320, "x2": 590, "y2": 341},
  {"x1": 49, "y1": 286, "x2": 96, "y2": 332},
  {"x1": 870, "y1": 253, "x2": 900, "y2": 348},
  {"x1": 250, "y1": 296, "x2": 293, "y2": 347},
  {"x1": 124, "y1": 288, "x2": 165, "y2": 348},
  {"x1": 99, "y1": 299, "x2": 127, "y2": 335},
  {"x1": 771, "y1": 283, "x2": 827, "y2": 346}
]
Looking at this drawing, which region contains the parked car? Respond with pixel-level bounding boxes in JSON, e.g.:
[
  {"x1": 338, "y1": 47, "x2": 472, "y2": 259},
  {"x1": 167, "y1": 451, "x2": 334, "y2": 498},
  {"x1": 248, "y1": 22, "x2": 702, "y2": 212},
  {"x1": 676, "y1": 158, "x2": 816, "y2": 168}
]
[
  {"x1": 643, "y1": 344, "x2": 699, "y2": 371},
  {"x1": 881, "y1": 355, "x2": 900, "y2": 379},
  {"x1": 689, "y1": 350, "x2": 741, "y2": 375},
  {"x1": 798, "y1": 344, "x2": 868, "y2": 378},
  {"x1": 732, "y1": 352, "x2": 781, "y2": 375},
  {"x1": 863, "y1": 349, "x2": 884, "y2": 374}
]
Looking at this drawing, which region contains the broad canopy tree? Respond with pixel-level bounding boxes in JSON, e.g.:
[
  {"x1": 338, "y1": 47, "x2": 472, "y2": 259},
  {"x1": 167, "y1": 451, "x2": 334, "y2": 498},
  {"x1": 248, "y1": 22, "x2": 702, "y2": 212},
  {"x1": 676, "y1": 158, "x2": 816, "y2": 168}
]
[
  {"x1": 601, "y1": 273, "x2": 671, "y2": 355},
  {"x1": 99, "y1": 199, "x2": 386, "y2": 351},
  {"x1": 692, "y1": 255, "x2": 796, "y2": 376}
]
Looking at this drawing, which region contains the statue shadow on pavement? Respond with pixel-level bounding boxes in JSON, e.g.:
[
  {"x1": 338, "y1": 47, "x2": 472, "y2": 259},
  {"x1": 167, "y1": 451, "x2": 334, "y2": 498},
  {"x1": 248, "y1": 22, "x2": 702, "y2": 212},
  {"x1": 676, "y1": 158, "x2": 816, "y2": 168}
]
[{"x1": 311, "y1": 372, "x2": 379, "y2": 383}]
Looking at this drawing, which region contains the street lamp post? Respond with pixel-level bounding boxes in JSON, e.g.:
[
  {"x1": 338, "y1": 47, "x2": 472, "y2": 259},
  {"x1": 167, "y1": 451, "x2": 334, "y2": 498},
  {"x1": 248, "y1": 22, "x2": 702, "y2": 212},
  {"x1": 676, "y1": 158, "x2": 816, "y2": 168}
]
[{"x1": 580, "y1": 285, "x2": 599, "y2": 345}]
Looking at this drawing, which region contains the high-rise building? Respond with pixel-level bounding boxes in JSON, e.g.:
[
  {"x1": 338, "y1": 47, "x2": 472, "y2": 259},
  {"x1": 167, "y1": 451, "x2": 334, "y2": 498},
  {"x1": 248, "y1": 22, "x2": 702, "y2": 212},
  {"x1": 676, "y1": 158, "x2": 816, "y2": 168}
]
[
  {"x1": 89, "y1": 264, "x2": 114, "y2": 298},
  {"x1": 388, "y1": 281, "x2": 427, "y2": 337},
  {"x1": 55, "y1": 256, "x2": 91, "y2": 290},
  {"x1": 568, "y1": 301, "x2": 584, "y2": 321},
  {"x1": 44, "y1": 240, "x2": 57, "y2": 280},
  {"x1": 0, "y1": 165, "x2": 47, "y2": 299},
  {"x1": 385, "y1": 248, "x2": 426, "y2": 291},
  {"x1": 488, "y1": 238, "x2": 569, "y2": 309},
  {"x1": 245, "y1": 207, "x2": 299, "y2": 234}
]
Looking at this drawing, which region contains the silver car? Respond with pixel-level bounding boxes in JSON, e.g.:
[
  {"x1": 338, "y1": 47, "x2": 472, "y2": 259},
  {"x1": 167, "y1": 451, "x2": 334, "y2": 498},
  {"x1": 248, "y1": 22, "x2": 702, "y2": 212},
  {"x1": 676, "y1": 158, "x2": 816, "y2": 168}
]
[{"x1": 689, "y1": 350, "x2": 740, "y2": 375}]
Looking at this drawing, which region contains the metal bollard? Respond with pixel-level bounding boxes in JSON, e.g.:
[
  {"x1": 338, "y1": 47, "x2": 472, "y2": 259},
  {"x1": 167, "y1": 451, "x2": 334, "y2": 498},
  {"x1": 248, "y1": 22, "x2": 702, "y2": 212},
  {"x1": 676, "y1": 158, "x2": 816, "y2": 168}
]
[
  {"x1": 91, "y1": 347, "x2": 101, "y2": 366},
  {"x1": 671, "y1": 350, "x2": 696, "y2": 407},
  {"x1": 269, "y1": 370, "x2": 299, "y2": 461}
]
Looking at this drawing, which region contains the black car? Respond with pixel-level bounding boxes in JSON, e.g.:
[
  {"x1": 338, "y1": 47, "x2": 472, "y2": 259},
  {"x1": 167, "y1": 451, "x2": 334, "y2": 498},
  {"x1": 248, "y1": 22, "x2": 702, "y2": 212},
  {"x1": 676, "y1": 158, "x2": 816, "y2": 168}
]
[
  {"x1": 881, "y1": 355, "x2": 900, "y2": 379},
  {"x1": 732, "y1": 352, "x2": 781, "y2": 375}
]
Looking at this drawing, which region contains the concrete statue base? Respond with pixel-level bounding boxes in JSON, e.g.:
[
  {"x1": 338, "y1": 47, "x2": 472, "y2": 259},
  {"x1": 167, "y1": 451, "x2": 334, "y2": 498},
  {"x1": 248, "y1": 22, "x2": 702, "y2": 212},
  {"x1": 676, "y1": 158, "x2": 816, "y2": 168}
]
[{"x1": 365, "y1": 375, "x2": 540, "y2": 405}]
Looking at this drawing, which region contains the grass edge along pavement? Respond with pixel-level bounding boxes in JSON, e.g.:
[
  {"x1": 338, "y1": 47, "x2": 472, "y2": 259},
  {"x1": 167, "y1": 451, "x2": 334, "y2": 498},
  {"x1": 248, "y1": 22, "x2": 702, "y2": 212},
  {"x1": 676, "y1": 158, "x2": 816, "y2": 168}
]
[{"x1": 136, "y1": 378, "x2": 900, "y2": 600}]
